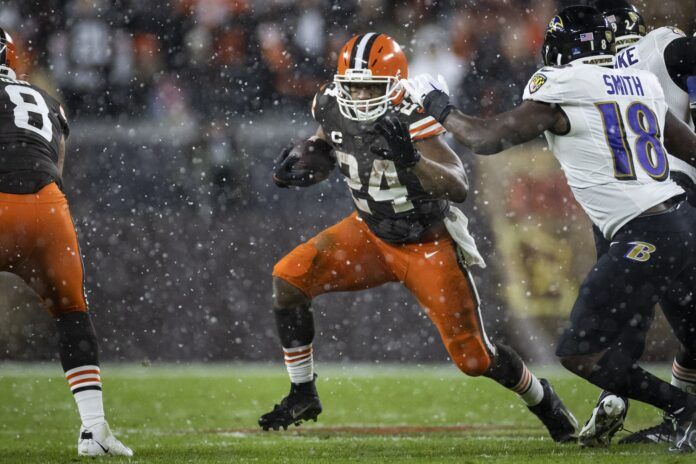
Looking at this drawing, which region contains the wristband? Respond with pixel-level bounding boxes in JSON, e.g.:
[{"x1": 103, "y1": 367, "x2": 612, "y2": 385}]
[{"x1": 423, "y1": 90, "x2": 455, "y2": 124}]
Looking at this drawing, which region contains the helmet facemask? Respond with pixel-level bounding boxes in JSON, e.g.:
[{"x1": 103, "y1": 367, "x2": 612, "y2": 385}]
[
  {"x1": 0, "y1": 29, "x2": 17, "y2": 79},
  {"x1": 334, "y1": 69, "x2": 403, "y2": 122}
]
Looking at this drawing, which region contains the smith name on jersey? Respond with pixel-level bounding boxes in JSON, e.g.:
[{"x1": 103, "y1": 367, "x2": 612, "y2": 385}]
[
  {"x1": 0, "y1": 74, "x2": 69, "y2": 193},
  {"x1": 523, "y1": 63, "x2": 684, "y2": 239},
  {"x1": 312, "y1": 82, "x2": 447, "y2": 243}
]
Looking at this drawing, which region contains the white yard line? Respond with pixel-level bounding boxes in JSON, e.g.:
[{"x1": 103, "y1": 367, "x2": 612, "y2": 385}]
[{"x1": 0, "y1": 361, "x2": 670, "y2": 380}]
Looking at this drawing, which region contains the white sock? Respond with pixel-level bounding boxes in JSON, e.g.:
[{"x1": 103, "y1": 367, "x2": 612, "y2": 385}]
[
  {"x1": 75, "y1": 390, "x2": 106, "y2": 429},
  {"x1": 511, "y1": 365, "x2": 544, "y2": 406},
  {"x1": 672, "y1": 360, "x2": 696, "y2": 395},
  {"x1": 65, "y1": 365, "x2": 105, "y2": 428},
  {"x1": 284, "y1": 344, "x2": 314, "y2": 384}
]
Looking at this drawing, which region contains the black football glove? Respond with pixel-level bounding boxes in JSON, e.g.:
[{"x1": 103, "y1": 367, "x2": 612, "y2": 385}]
[
  {"x1": 423, "y1": 90, "x2": 455, "y2": 125},
  {"x1": 272, "y1": 144, "x2": 314, "y2": 188},
  {"x1": 370, "y1": 115, "x2": 421, "y2": 168}
]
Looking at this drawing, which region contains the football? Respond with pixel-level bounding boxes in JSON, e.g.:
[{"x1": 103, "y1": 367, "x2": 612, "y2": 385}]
[{"x1": 292, "y1": 137, "x2": 337, "y2": 183}]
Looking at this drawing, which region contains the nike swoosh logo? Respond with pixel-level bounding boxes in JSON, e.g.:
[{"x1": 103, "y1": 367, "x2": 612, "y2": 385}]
[
  {"x1": 424, "y1": 251, "x2": 440, "y2": 259},
  {"x1": 95, "y1": 441, "x2": 109, "y2": 453},
  {"x1": 610, "y1": 242, "x2": 620, "y2": 247},
  {"x1": 291, "y1": 405, "x2": 311, "y2": 419}
]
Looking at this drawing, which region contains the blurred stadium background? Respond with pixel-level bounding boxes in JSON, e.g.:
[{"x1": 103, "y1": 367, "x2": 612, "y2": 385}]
[{"x1": 0, "y1": 0, "x2": 694, "y2": 366}]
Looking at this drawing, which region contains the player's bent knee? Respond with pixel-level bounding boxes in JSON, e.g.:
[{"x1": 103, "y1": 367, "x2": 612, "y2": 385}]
[
  {"x1": 447, "y1": 335, "x2": 492, "y2": 377},
  {"x1": 48, "y1": 304, "x2": 88, "y2": 319},
  {"x1": 559, "y1": 354, "x2": 594, "y2": 377},
  {"x1": 272, "y1": 276, "x2": 311, "y2": 309}
]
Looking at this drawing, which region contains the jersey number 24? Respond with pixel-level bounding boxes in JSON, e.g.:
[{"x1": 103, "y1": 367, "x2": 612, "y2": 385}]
[{"x1": 337, "y1": 151, "x2": 415, "y2": 214}]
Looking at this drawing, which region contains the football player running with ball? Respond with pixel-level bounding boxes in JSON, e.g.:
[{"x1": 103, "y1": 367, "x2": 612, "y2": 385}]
[
  {"x1": 0, "y1": 30, "x2": 132, "y2": 457},
  {"x1": 405, "y1": 6, "x2": 696, "y2": 453},
  {"x1": 260, "y1": 32, "x2": 579, "y2": 443},
  {"x1": 577, "y1": 0, "x2": 696, "y2": 447}
]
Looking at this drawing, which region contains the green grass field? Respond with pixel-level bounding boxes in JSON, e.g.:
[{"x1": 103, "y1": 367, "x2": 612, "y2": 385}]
[{"x1": 0, "y1": 363, "x2": 690, "y2": 463}]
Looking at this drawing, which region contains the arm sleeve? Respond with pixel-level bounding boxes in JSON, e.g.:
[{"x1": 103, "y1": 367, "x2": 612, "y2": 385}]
[
  {"x1": 664, "y1": 37, "x2": 696, "y2": 92},
  {"x1": 406, "y1": 113, "x2": 445, "y2": 142},
  {"x1": 392, "y1": 93, "x2": 444, "y2": 142}
]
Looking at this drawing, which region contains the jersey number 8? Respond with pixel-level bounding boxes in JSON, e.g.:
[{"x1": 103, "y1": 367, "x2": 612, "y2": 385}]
[
  {"x1": 595, "y1": 101, "x2": 668, "y2": 181},
  {"x1": 5, "y1": 85, "x2": 53, "y2": 142}
]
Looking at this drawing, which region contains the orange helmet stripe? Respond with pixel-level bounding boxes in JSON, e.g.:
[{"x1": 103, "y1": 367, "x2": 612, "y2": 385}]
[{"x1": 338, "y1": 35, "x2": 361, "y2": 74}]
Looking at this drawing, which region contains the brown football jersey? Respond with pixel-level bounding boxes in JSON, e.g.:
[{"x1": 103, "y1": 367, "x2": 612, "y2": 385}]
[{"x1": 312, "y1": 82, "x2": 448, "y2": 243}]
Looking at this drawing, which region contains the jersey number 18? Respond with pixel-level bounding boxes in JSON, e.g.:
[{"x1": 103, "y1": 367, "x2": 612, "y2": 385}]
[{"x1": 596, "y1": 101, "x2": 668, "y2": 181}]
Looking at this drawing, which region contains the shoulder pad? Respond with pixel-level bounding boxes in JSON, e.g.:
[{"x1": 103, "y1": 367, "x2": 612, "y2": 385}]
[
  {"x1": 662, "y1": 26, "x2": 686, "y2": 37},
  {"x1": 647, "y1": 26, "x2": 685, "y2": 43},
  {"x1": 522, "y1": 66, "x2": 575, "y2": 103},
  {"x1": 391, "y1": 96, "x2": 446, "y2": 141},
  {"x1": 527, "y1": 71, "x2": 551, "y2": 94},
  {"x1": 311, "y1": 82, "x2": 338, "y2": 123}
]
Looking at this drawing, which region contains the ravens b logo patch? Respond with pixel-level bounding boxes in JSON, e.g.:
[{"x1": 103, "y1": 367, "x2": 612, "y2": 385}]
[
  {"x1": 547, "y1": 16, "x2": 564, "y2": 33},
  {"x1": 528, "y1": 74, "x2": 547, "y2": 94}
]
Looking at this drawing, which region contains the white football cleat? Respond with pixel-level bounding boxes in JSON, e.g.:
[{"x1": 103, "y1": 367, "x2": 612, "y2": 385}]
[
  {"x1": 77, "y1": 422, "x2": 133, "y2": 457},
  {"x1": 579, "y1": 394, "x2": 628, "y2": 447}
]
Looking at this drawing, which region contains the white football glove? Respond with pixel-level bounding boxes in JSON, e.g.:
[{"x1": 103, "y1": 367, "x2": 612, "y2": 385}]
[{"x1": 401, "y1": 74, "x2": 450, "y2": 106}]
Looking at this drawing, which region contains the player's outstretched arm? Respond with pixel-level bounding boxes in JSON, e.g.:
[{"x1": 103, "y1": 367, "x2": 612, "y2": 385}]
[
  {"x1": 373, "y1": 116, "x2": 468, "y2": 202},
  {"x1": 442, "y1": 102, "x2": 562, "y2": 154},
  {"x1": 403, "y1": 74, "x2": 564, "y2": 154},
  {"x1": 664, "y1": 110, "x2": 696, "y2": 167}
]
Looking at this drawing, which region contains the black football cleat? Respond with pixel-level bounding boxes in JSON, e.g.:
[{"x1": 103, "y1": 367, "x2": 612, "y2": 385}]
[
  {"x1": 618, "y1": 417, "x2": 674, "y2": 445},
  {"x1": 579, "y1": 393, "x2": 628, "y2": 447},
  {"x1": 259, "y1": 377, "x2": 322, "y2": 431},
  {"x1": 670, "y1": 411, "x2": 696, "y2": 453},
  {"x1": 528, "y1": 378, "x2": 579, "y2": 443}
]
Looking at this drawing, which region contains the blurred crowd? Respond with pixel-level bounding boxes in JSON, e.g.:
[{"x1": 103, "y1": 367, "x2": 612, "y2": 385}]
[
  {"x1": 2, "y1": 0, "x2": 694, "y2": 121},
  {"x1": 0, "y1": 0, "x2": 570, "y2": 122}
]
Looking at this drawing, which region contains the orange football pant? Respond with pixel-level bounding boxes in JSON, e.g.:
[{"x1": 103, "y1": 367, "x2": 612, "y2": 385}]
[
  {"x1": 273, "y1": 212, "x2": 495, "y2": 376},
  {"x1": 0, "y1": 182, "x2": 87, "y2": 317}
]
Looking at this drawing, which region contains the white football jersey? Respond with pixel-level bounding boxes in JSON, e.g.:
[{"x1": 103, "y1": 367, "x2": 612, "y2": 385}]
[
  {"x1": 523, "y1": 63, "x2": 684, "y2": 239},
  {"x1": 615, "y1": 26, "x2": 696, "y2": 182}
]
